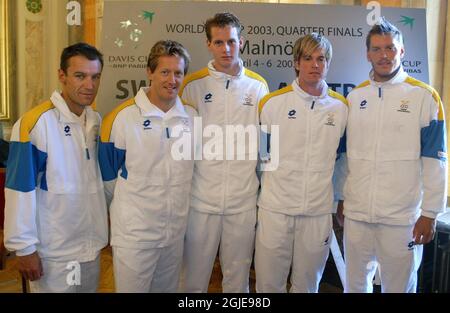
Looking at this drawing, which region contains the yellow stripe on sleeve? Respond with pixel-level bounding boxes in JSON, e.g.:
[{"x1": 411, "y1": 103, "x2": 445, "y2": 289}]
[
  {"x1": 405, "y1": 77, "x2": 444, "y2": 121},
  {"x1": 258, "y1": 85, "x2": 293, "y2": 115},
  {"x1": 100, "y1": 98, "x2": 135, "y2": 142},
  {"x1": 353, "y1": 80, "x2": 370, "y2": 90},
  {"x1": 178, "y1": 67, "x2": 209, "y2": 97},
  {"x1": 244, "y1": 69, "x2": 269, "y2": 91},
  {"x1": 328, "y1": 90, "x2": 348, "y2": 106},
  {"x1": 19, "y1": 101, "x2": 54, "y2": 142}
]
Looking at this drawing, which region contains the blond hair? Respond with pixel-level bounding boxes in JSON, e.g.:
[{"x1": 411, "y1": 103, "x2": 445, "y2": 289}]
[
  {"x1": 292, "y1": 33, "x2": 332, "y2": 76},
  {"x1": 147, "y1": 40, "x2": 190, "y2": 74}
]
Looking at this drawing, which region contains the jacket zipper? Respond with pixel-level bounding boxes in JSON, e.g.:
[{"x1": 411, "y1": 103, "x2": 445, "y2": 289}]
[
  {"x1": 82, "y1": 113, "x2": 90, "y2": 160},
  {"x1": 370, "y1": 87, "x2": 383, "y2": 222},
  {"x1": 163, "y1": 119, "x2": 171, "y2": 242},
  {"x1": 303, "y1": 100, "x2": 315, "y2": 210},
  {"x1": 78, "y1": 115, "x2": 92, "y2": 254},
  {"x1": 223, "y1": 78, "x2": 231, "y2": 212}
]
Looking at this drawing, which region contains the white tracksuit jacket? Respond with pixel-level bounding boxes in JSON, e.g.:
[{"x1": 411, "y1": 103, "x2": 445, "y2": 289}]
[
  {"x1": 4, "y1": 91, "x2": 108, "y2": 262},
  {"x1": 179, "y1": 60, "x2": 269, "y2": 215},
  {"x1": 258, "y1": 80, "x2": 348, "y2": 215},
  {"x1": 99, "y1": 87, "x2": 195, "y2": 249},
  {"x1": 345, "y1": 68, "x2": 448, "y2": 225}
]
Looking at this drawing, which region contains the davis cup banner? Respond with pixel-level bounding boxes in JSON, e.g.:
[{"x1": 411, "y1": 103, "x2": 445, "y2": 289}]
[{"x1": 97, "y1": 0, "x2": 428, "y2": 116}]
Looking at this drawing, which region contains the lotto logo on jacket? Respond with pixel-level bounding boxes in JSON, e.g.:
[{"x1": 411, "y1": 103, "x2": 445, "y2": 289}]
[
  {"x1": 64, "y1": 125, "x2": 71, "y2": 136},
  {"x1": 143, "y1": 119, "x2": 152, "y2": 130},
  {"x1": 360, "y1": 100, "x2": 367, "y2": 109},
  {"x1": 288, "y1": 109, "x2": 296, "y2": 119},
  {"x1": 204, "y1": 93, "x2": 213, "y2": 103}
]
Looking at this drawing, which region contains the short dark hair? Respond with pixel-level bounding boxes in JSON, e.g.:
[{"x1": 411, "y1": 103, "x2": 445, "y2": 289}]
[
  {"x1": 366, "y1": 17, "x2": 403, "y2": 50},
  {"x1": 146, "y1": 40, "x2": 190, "y2": 75},
  {"x1": 60, "y1": 42, "x2": 104, "y2": 73},
  {"x1": 205, "y1": 12, "x2": 242, "y2": 42}
]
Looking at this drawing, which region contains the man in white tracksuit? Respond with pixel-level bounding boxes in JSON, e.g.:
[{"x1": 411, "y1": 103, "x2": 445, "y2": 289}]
[
  {"x1": 4, "y1": 43, "x2": 108, "y2": 292},
  {"x1": 99, "y1": 40, "x2": 195, "y2": 292},
  {"x1": 179, "y1": 12, "x2": 269, "y2": 292},
  {"x1": 338, "y1": 18, "x2": 447, "y2": 293},
  {"x1": 256, "y1": 33, "x2": 347, "y2": 293}
]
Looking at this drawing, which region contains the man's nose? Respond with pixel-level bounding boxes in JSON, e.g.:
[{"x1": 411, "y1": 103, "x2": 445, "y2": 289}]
[
  {"x1": 83, "y1": 77, "x2": 95, "y2": 89},
  {"x1": 167, "y1": 72, "x2": 176, "y2": 83}
]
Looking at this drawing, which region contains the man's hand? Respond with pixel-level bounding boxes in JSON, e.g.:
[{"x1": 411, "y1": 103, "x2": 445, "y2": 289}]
[
  {"x1": 17, "y1": 251, "x2": 44, "y2": 281},
  {"x1": 413, "y1": 216, "x2": 436, "y2": 245},
  {"x1": 336, "y1": 200, "x2": 345, "y2": 227}
]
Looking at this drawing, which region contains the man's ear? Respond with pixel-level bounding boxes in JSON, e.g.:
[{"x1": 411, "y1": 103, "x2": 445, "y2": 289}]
[
  {"x1": 146, "y1": 67, "x2": 153, "y2": 81},
  {"x1": 400, "y1": 45, "x2": 405, "y2": 59},
  {"x1": 294, "y1": 59, "x2": 300, "y2": 72},
  {"x1": 58, "y1": 69, "x2": 66, "y2": 84}
]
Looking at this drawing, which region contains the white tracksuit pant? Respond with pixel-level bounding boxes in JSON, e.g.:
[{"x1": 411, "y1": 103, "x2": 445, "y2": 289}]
[
  {"x1": 255, "y1": 209, "x2": 332, "y2": 293},
  {"x1": 29, "y1": 255, "x2": 100, "y2": 293},
  {"x1": 179, "y1": 209, "x2": 256, "y2": 293},
  {"x1": 113, "y1": 240, "x2": 184, "y2": 293},
  {"x1": 344, "y1": 218, "x2": 423, "y2": 293}
]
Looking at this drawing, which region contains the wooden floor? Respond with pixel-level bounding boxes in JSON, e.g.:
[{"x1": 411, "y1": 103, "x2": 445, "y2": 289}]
[{"x1": 0, "y1": 246, "x2": 341, "y2": 293}]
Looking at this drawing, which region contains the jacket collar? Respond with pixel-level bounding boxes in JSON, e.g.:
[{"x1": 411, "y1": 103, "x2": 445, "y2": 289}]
[
  {"x1": 369, "y1": 66, "x2": 408, "y2": 87},
  {"x1": 292, "y1": 79, "x2": 328, "y2": 101},
  {"x1": 134, "y1": 87, "x2": 188, "y2": 120},
  {"x1": 50, "y1": 91, "x2": 96, "y2": 124},
  {"x1": 207, "y1": 59, "x2": 244, "y2": 81}
]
